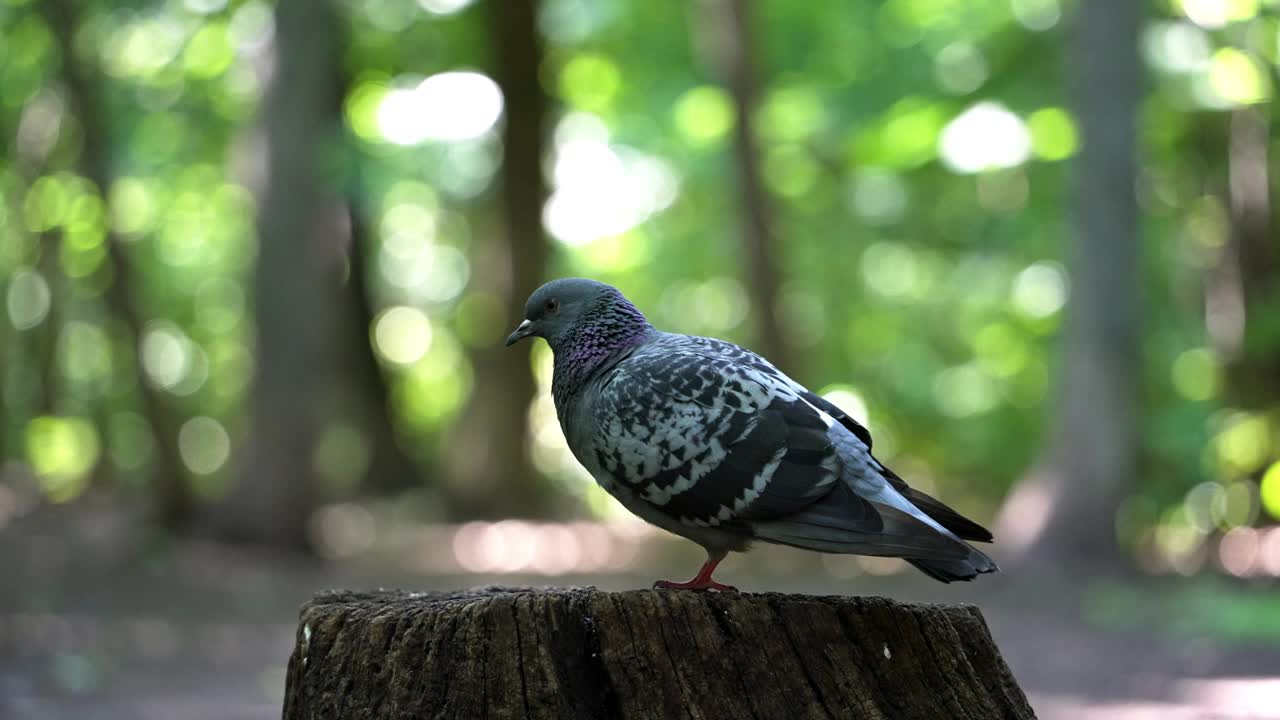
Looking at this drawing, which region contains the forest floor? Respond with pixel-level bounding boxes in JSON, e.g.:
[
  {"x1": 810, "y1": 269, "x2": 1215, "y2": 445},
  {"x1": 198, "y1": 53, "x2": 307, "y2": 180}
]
[{"x1": 1, "y1": 505, "x2": 1278, "y2": 720}]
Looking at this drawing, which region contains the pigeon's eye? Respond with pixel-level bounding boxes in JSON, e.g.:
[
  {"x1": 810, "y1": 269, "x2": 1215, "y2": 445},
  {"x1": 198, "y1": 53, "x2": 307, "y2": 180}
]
[{"x1": 544, "y1": 298, "x2": 560, "y2": 313}]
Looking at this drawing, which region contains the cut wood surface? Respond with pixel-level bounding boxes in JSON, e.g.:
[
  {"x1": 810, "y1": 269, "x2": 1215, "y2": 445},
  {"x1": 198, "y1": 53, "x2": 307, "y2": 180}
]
[{"x1": 283, "y1": 587, "x2": 1035, "y2": 720}]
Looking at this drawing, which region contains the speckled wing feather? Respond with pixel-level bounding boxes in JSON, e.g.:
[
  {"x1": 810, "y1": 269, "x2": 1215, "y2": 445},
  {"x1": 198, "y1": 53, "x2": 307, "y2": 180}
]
[{"x1": 589, "y1": 336, "x2": 882, "y2": 533}]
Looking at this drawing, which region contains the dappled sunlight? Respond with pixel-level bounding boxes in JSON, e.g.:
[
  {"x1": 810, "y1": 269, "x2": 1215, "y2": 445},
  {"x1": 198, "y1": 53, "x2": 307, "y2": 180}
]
[
  {"x1": 938, "y1": 102, "x2": 1032, "y2": 174},
  {"x1": 544, "y1": 113, "x2": 679, "y2": 246},
  {"x1": 376, "y1": 71, "x2": 503, "y2": 145}
]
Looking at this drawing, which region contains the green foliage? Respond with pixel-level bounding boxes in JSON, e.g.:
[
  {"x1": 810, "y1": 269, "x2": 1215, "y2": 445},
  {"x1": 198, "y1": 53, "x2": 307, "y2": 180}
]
[
  {"x1": 1, "y1": 0, "x2": 1279, "y2": 578},
  {"x1": 1084, "y1": 577, "x2": 1280, "y2": 643}
]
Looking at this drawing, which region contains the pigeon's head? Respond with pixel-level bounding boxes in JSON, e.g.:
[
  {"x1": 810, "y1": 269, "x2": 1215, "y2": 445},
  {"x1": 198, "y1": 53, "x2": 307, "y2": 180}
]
[{"x1": 504, "y1": 277, "x2": 645, "y2": 350}]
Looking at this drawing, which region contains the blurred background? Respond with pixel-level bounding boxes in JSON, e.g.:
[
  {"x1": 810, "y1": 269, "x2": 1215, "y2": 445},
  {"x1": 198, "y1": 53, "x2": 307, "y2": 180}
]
[{"x1": 1, "y1": 0, "x2": 1279, "y2": 717}]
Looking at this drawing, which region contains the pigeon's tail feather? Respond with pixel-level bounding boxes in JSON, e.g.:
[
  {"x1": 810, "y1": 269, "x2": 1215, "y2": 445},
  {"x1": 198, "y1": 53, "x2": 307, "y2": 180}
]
[
  {"x1": 750, "y1": 491, "x2": 976, "y2": 562},
  {"x1": 906, "y1": 547, "x2": 998, "y2": 583},
  {"x1": 753, "y1": 520, "x2": 966, "y2": 559},
  {"x1": 750, "y1": 485, "x2": 999, "y2": 583},
  {"x1": 882, "y1": 467, "x2": 993, "y2": 542}
]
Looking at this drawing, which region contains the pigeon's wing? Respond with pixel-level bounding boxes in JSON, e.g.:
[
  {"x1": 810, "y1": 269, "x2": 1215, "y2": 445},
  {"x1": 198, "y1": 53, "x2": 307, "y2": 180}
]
[
  {"x1": 590, "y1": 344, "x2": 882, "y2": 532},
  {"x1": 591, "y1": 338, "x2": 981, "y2": 563},
  {"x1": 796, "y1": 389, "x2": 875, "y2": 448},
  {"x1": 746, "y1": 357, "x2": 992, "y2": 544}
]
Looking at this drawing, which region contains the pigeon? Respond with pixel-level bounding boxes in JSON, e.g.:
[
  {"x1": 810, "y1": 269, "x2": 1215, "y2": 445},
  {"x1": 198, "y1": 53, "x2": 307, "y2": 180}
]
[{"x1": 505, "y1": 278, "x2": 997, "y2": 590}]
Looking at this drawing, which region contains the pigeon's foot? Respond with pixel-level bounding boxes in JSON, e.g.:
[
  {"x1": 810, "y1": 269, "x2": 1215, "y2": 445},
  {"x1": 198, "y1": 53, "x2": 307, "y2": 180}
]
[
  {"x1": 653, "y1": 577, "x2": 738, "y2": 592},
  {"x1": 652, "y1": 548, "x2": 736, "y2": 591}
]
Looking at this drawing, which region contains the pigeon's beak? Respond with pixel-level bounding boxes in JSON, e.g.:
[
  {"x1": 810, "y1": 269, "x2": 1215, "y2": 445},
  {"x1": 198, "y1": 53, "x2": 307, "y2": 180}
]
[{"x1": 504, "y1": 319, "x2": 535, "y2": 347}]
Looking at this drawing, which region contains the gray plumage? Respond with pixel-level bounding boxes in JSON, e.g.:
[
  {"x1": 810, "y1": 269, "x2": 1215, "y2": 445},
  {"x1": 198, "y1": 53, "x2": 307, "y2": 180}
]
[{"x1": 506, "y1": 278, "x2": 997, "y2": 585}]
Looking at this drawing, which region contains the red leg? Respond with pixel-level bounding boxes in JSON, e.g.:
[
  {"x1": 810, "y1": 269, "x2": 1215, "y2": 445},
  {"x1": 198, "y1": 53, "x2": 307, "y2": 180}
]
[{"x1": 653, "y1": 549, "x2": 737, "y2": 592}]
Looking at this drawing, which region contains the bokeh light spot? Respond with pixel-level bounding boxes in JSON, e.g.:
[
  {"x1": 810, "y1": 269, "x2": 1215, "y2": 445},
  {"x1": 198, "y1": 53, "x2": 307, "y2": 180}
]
[
  {"x1": 376, "y1": 72, "x2": 503, "y2": 145},
  {"x1": 418, "y1": 0, "x2": 475, "y2": 15},
  {"x1": 345, "y1": 79, "x2": 390, "y2": 141},
  {"x1": 373, "y1": 306, "x2": 433, "y2": 365},
  {"x1": 758, "y1": 86, "x2": 826, "y2": 142},
  {"x1": 934, "y1": 364, "x2": 999, "y2": 417},
  {"x1": 939, "y1": 102, "x2": 1031, "y2": 174},
  {"x1": 848, "y1": 169, "x2": 908, "y2": 225},
  {"x1": 862, "y1": 242, "x2": 920, "y2": 299},
  {"x1": 1145, "y1": 21, "x2": 1211, "y2": 75},
  {"x1": 183, "y1": 22, "x2": 233, "y2": 78},
  {"x1": 1215, "y1": 413, "x2": 1271, "y2": 474},
  {"x1": 933, "y1": 42, "x2": 988, "y2": 95},
  {"x1": 672, "y1": 86, "x2": 735, "y2": 147},
  {"x1": 1011, "y1": 0, "x2": 1061, "y2": 31},
  {"x1": 1213, "y1": 480, "x2": 1259, "y2": 529},
  {"x1": 1011, "y1": 262, "x2": 1067, "y2": 318},
  {"x1": 1260, "y1": 461, "x2": 1280, "y2": 521},
  {"x1": 178, "y1": 416, "x2": 231, "y2": 475},
  {"x1": 545, "y1": 117, "x2": 679, "y2": 246},
  {"x1": 763, "y1": 144, "x2": 820, "y2": 198},
  {"x1": 1180, "y1": 0, "x2": 1258, "y2": 29},
  {"x1": 1170, "y1": 348, "x2": 1219, "y2": 401},
  {"x1": 1027, "y1": 108, "x2": 1078, "y2": 161},
  {"x1": 109, "y1": 177, "x2": 159, "y2": 236},
  {"x1": 859, "y1": 98, "x2": 946, "y2": 168},
  {"x1": 1207, "y1": 48, "x2": 1270, "y2": 105},
  {"x1": 58, "y1": 321, "x2": 111, "y2": 384},
  {"x1": 25, "y1": 416, "x2": 100, "y2": 502},
  {"x1": 6, "y1": 267, "x2": 51, "y2": 330},
  {"x1": 141, "y1": 322, "x2": 192, "y2": 390},
  {"x1": 559, "y1": 53, "x2": 621, "y2": 112}
]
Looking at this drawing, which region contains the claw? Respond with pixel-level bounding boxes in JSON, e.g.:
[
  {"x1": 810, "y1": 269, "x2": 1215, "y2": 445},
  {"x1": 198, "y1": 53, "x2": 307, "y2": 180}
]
[
  {"x1": 653, "y1": 578, "x2": 738, "y2": 592},
  {"x1": 651, "y1": 549, "x2": 737, "y2": 592}
]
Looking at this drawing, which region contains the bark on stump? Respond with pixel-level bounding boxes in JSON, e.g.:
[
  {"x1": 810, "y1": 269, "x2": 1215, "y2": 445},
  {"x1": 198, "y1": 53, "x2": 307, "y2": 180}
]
[{"x1": 283, "y1": 587, "x2": 1035, "y2": 720}]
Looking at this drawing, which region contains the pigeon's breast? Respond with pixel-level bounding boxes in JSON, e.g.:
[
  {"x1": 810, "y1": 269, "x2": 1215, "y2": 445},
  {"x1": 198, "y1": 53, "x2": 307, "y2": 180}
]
[{"x1": 559, "y1": 370, "x2": 622, "y2": 491}]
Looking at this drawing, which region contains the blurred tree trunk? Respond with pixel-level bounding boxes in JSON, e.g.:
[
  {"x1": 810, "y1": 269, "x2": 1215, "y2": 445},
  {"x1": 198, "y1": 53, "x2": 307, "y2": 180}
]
[
  {"x1": 440, "y1": 0, "x2": 550, "y2": 518},
  {"x1": 209, "y1": 0, "x2": 345, "y2": 548},
  {"x1": 699, "y1": 0, "x2": 793, "y2": 374},
  {"x1": 335, "y1": 200, "x2": 421, "y2": 495},
  {"x1": 998, "y1": 0, "x2": 1142, "y2": 570},
  {"x1": 45, "y1": 0, "x2": 194, "y2": 526},
  {"x1": 35, "y1": 234, "x2": 60, "y2": 416},
  {"x1": 329, "y1": 30, "x2": 422, "y2": 498},
  {"x1": 1217, "y1": 107, "x2": 1278, "y2": 404}
]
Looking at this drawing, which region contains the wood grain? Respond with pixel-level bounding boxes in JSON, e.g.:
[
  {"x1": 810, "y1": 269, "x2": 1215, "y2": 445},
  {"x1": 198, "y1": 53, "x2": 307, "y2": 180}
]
[{"x1": 282, "y1": 587, "x2": 1035, "y2": 720}]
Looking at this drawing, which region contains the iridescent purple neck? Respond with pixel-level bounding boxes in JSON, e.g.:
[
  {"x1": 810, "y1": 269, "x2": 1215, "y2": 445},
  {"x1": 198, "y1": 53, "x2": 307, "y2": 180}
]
[{"x1": 551, "y1": 291, "x2": 651, "y2": 408}]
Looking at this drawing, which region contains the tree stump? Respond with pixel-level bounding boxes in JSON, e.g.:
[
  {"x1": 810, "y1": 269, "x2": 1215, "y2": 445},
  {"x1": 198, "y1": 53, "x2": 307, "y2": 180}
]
[{"x1": 283, "y1": 587, "x2": 1035, "y2": 720}]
